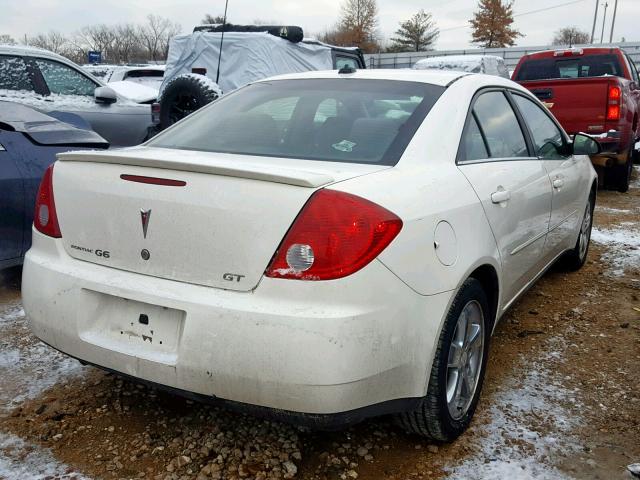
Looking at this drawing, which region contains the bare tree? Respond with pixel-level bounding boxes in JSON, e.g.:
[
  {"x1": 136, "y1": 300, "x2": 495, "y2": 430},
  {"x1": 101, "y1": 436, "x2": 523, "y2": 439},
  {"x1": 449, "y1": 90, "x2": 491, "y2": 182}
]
[
  {"x1": 138, "y1": 14, "x2": 181, "y2": 62},
  {"x1": 0, "y1": 34, "x2": 16, "y2": 45},
  {"x1": 27, "y1": 31, "x2": 68, "y2": 54},
  {"x1": 111, "y1": 24, "x2": 141, "y2": 63},
  {"x1": 201, "y1": 14, "x2": 226, "y2": 24},
  {"x1": 76, "y1": 24, "x2": 117, "y2": 61},
  {"x1": 552, "y1": 27, "x2": 590, "y2": 46}
]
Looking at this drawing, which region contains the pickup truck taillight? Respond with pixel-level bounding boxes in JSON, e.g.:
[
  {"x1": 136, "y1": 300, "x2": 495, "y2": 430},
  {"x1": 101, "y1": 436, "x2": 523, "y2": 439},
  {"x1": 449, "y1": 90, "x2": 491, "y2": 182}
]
[
  {"x1": 606, "y1": 85, "x2": 621, "y2": 121},
  {"x1": 151, "y1": 102, "x2": 161, "y2": 125}
]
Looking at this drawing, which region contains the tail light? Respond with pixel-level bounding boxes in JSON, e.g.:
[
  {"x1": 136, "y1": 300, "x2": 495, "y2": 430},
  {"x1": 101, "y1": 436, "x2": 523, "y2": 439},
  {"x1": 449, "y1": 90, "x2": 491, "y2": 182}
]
[
  {"x1": 151, "y1": 102, "x2": 161, "y2": 125},
  {"x1": 265, "y1": 189, "x2": 402, "y2": 281},
  {"x1": 34, "y1": 164, "x2": 62, "y2": 238},
  {"x1": 606, "y1": 85, "x2": 621, "y2": 121}
]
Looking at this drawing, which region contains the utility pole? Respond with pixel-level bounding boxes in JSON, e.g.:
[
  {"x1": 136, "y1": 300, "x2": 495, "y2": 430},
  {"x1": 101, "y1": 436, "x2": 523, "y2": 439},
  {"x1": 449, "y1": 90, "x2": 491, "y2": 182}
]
[
  {"x1": 609, "y1": 0, "x2": 618, "y2": 43},
  {"x1": 590, "y1": 0, "x2": 599, "y2": 43},
  {"x1": 600, "y1": 2, "x2": 608, "y2": 43}
]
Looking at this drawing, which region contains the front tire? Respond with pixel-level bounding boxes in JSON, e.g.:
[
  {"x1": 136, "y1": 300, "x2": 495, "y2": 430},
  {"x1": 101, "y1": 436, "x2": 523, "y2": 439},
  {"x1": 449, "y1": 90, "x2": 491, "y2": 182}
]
[{"x1": 395, "y1": 278, "x2": 490, "y2": 441}]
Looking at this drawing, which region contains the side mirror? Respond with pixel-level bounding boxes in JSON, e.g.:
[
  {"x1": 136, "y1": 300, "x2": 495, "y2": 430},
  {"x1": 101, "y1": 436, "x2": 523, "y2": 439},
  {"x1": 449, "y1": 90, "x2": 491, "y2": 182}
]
[
  {"x1": 573, "y1": 133, "x2": 601, "y2": 156},
  {"x1": 94, "y1": 86, "x2": 117, "y2": 105}
]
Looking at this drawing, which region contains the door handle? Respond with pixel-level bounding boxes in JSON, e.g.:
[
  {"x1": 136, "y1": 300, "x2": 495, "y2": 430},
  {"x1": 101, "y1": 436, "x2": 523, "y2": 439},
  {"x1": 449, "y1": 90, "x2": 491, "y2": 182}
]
[
  {"x1": 553, "y1": 178, "x2": 564, "y2": 189},
  {"x1": 491, "y1": 189, "x2": 511, "y2": 204}
]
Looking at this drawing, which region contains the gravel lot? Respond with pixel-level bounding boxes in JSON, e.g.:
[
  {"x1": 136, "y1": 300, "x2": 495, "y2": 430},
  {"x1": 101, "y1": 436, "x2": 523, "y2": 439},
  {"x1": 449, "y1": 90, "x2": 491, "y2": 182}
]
[{"x1": 1, "y1": 167, "x2": 639, "y2": 480}]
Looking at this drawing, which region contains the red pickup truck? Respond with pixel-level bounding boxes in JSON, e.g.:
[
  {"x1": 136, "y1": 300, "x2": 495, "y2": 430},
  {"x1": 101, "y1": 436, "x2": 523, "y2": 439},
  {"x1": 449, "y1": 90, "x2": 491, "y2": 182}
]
[{"x1": 513, "y1": 47, "x2": 640, "y2": 192}]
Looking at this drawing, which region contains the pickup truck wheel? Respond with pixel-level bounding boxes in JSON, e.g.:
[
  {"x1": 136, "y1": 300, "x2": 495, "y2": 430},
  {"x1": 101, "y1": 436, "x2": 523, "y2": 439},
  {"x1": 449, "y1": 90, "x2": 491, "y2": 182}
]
[
  {"x1": 610, "y1": 144, "x2": 633, "y2": 193},
  {"x1": 560, "y1": 193, "x2": 594, "y2": 271},
  {"x1": 159, "y1": 74, "x2": 221, "y2": 129},
  {"x1": 394, "y1": 278, "x2": 490, "y2": 441}
]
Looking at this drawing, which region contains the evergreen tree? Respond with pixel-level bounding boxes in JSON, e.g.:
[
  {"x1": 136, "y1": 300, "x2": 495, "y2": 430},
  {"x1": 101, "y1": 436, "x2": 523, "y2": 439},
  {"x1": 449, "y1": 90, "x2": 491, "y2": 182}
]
[
  {"x1": 470, "y1": 0, "x2": 522, "y2": 48},
  {"x1": 390, "y1": 10, "x2": 439, "y2": 52}
]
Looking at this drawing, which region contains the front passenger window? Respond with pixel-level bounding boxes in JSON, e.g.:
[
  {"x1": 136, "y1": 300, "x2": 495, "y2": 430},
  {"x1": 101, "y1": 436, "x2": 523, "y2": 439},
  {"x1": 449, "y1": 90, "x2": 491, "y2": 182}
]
[
  {"x1": 35, "y1": 58, "x2": 97, "y2": 96},
  {"x1": 513, "y1": 94, "x2": 567, "y2": 160}
]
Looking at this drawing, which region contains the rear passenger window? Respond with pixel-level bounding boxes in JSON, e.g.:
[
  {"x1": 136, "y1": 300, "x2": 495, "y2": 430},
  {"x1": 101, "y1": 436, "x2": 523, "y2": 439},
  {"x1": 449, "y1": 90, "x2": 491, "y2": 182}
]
[
  {"x1": 473, "y1": 91, "x2": 529, "y2": 158},
  {"x1": 460, "y1": 115, "x2": 489, "y2": 161},
  {"x1": 513, "y1": 94, "x2": 567, "y2": 160},
  {"x1": 0, "y1": 55, "x2": 34, "y2": 91}
]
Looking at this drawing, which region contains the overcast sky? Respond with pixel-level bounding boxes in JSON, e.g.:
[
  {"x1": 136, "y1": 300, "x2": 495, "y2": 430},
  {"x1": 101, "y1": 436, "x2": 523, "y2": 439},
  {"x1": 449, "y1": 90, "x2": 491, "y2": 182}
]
[{"x1": 1, "y1": 0, "x2": 638, "y2": 50}]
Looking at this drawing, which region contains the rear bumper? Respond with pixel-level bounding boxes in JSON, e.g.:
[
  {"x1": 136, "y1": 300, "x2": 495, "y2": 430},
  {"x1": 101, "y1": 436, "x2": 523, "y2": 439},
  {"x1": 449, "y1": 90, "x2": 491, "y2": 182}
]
[{"x1": 23, "y1": 230, "x2": 453, "y2": 420}]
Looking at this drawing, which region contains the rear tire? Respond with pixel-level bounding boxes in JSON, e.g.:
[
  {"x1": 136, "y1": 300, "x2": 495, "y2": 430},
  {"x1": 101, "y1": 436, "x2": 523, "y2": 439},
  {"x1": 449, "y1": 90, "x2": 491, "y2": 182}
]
[
  {"x1": 159, "y1": 74, "x2": 221, "y2": 129},
  {"x1": 610, "y1": 144, "x2": 633, "y2": 193},
  {"x1": 559, "y1": 192, "x2": 594, "y2": 271},
  {"x1": 395, "y1": 278, "x2": 490, "y2": 442}
]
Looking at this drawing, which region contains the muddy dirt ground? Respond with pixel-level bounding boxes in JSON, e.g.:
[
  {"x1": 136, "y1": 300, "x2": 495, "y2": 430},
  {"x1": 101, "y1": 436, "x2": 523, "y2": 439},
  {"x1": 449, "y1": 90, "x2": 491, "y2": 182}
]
[{"x1": 1, "y1": 169, "x2": 639, "y2": 480}]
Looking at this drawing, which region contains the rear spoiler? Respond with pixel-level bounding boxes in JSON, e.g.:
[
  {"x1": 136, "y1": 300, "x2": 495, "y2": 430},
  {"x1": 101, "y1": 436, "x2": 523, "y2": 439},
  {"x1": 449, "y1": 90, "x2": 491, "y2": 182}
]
[{"x1": 56, "y1": 149, "x2": 333, "y2": 188}]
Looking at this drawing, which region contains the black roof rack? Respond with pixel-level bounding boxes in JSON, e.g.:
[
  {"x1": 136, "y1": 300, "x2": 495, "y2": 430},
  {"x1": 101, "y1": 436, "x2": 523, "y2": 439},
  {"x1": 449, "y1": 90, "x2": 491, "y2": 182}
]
[{"x1": 193, "y1": 24, "x2": 304, "y2": 43}]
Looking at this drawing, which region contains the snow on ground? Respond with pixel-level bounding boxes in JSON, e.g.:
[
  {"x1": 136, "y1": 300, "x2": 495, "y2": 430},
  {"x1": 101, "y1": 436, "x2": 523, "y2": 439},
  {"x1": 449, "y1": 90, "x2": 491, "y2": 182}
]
[
  {"x1": 632, "y1": 166, "x2": 640, "y2": 189},
  {"x1": 0, "y1": 433, "x2": 87, "y2": 480},
  {"x1": 595, "y1": 206, "x2": 632, "y2": 214},
  {"x1": 0, "y1": 302, "x2": 88, "y2": 480},
  {"x1": 591, "y1": 222, "x2": 640, "y2": 276},
  {"x1": 447, "y1": 337, "x2": 579, "y2": 480},
  {"x1": 0, "y1": 303, "x2": 85, "y2": 412}
]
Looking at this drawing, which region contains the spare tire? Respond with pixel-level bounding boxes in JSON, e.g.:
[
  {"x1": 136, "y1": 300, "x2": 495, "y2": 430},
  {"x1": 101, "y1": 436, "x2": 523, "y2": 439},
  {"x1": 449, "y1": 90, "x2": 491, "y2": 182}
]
[{"x1": 159, "y1": 73, "x2": 221, "y2": 129}]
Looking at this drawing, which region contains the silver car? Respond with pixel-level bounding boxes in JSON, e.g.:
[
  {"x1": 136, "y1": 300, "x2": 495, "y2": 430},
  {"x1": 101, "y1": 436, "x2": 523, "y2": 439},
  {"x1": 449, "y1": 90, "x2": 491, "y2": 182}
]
[{"x1": 0, "y1": 45, "x2": 155, "y2": 146}]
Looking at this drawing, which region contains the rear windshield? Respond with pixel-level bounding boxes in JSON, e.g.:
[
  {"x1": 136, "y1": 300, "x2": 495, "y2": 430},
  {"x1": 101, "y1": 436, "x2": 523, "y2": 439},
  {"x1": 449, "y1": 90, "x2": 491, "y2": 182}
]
[
  {"x1": 149, "y1": 79, "x2": 444, "y2": 165},
  {"x1": 515, "y1": 54, "x2": 624, "y2": 81}
]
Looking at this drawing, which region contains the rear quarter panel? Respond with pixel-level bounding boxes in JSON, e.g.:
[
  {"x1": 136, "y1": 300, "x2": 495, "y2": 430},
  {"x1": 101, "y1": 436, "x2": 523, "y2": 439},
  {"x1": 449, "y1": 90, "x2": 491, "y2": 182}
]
[{"x1": 329, "y1": 77, "x2": 501, "y2": 300}]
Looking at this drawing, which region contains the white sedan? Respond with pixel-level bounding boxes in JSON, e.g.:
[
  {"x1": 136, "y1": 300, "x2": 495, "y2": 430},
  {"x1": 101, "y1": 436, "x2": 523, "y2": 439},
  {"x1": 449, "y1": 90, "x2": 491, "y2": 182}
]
[{"x1": 23, "y1": 69, "x2": 598, "y2": 441}]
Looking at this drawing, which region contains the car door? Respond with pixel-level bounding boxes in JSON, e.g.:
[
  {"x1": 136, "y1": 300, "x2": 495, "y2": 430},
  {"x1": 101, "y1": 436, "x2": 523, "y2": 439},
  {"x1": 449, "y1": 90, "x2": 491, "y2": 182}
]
[
  {"x1": 457, "y1": 89, "x2": 552, "y2": 306},
  {"x1": 31, "y1": 57, "x2": 147, "y2": 146},
  {"x1": 511, "y1": 92, "x2": 585, "y2": 260},
  {"x1": 0, "y1": 134, "x2": 25, "y2": 263}
]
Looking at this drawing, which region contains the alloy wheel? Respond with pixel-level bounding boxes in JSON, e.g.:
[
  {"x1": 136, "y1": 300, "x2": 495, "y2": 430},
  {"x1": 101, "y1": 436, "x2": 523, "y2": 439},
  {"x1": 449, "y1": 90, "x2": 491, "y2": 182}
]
[
  {"x1": 579, "y1": 199, "x2": 592, "y2": 261},
  {"x1": 446, "y1": 300, "x2": 485, "y2": 420}
]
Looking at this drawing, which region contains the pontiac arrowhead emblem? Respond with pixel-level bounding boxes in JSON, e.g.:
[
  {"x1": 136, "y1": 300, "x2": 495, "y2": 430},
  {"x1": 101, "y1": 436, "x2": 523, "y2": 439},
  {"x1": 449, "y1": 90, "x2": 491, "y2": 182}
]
[{"x1": 140, "y1": 209, "x2": 151, "y2": 239}]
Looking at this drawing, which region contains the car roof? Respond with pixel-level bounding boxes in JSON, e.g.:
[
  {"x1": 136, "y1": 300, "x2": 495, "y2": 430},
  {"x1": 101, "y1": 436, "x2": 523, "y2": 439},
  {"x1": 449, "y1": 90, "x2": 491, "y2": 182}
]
[
  {"x1": 0, "y1": 44, "x2": 106, "y2": 86},
  {"x1": 262, "y1": 68, "x2": 470, "y2": 87},
  {"x1": 0, "y1": 44, "x2": 69, "y2": 62},
  {"x1": 260, "y1": 69, "x2": 528, "y2": 97}
]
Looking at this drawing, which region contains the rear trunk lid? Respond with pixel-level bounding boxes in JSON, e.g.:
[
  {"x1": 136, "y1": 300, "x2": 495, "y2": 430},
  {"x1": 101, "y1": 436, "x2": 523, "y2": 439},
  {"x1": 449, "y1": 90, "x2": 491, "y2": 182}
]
[
  {"x1": 53, "y1": 147, "x2": 387, "y2": 291},
  {"x1": 519, "y1": 77, "x2": 618, "y2": 135}
]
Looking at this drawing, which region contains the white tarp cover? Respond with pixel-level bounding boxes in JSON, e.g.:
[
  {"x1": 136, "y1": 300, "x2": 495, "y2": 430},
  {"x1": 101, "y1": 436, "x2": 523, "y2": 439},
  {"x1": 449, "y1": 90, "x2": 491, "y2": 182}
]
[
  {"x1": 413, "y1": 55, "x2": 510, "y2": 78},
  {"x1": 162, "y1": 32, "x2": 334, "y2": 94}
]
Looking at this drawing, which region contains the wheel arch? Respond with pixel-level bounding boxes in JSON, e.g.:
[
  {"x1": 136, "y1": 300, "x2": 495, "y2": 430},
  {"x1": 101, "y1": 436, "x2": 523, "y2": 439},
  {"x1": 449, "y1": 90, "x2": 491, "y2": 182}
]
[{"x1": 467, "y1": 263, "x2": 500, "y2": 333}]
